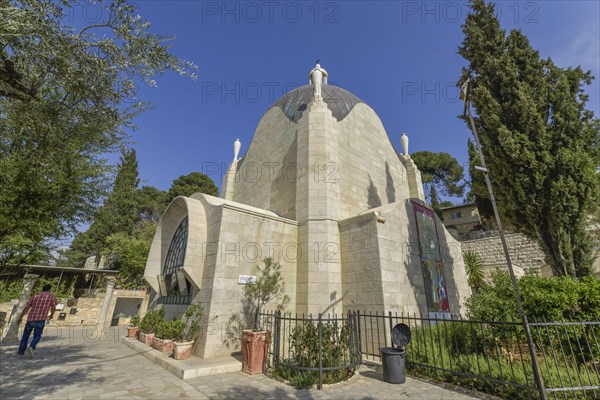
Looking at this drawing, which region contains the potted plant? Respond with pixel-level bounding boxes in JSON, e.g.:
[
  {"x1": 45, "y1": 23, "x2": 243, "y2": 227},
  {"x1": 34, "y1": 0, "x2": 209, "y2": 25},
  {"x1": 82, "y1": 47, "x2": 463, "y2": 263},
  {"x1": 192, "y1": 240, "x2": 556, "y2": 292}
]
[
  {"x1": 172, "y1": 304, "x2": 203, "y2": 360},
  {"x1": 242, "y1": 257, "x2": 289, "y2": 374},
  {"x1": 127, "y1": 315, "x2": 140, "y2": 338},
  {"x1": 138, "y1": 309, "x2": 164, "y2": 344},
  {"x1": 151, "y1": 320, "x2": 175, "y2": 353}
]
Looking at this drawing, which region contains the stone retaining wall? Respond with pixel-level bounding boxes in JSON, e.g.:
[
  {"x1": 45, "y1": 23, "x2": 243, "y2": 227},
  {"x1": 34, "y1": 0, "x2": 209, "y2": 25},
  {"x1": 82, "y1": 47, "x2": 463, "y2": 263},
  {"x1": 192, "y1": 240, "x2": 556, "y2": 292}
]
[
  {"x1": 461, "y1": 233, "x2": 551, "y2": 277},
  {"x1": 51, "y1": 295, "x2": 106, "y2": 326},
  {"x1": 2, "y1": 289, "x2": 149, "y2": 328}
]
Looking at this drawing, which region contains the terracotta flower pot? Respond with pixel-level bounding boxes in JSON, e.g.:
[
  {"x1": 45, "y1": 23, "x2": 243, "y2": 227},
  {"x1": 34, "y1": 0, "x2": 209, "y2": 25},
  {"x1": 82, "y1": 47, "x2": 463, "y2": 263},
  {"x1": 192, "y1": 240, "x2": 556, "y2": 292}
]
[
  {"x1": 242, "y1": 330, "x2": 270, "y2": 375},
  {"x1": 139, "y1": 332, "x2": 154, "y2": 345},
  {"x1": 127, "y1": 327, "x2": 139, "y2": 338},
  {"x1": 173, "y1": 341, "x2": 194, "y2": 360},
  {"x1": 151, "y1": 337, "x2": 174, "y2": 353}
]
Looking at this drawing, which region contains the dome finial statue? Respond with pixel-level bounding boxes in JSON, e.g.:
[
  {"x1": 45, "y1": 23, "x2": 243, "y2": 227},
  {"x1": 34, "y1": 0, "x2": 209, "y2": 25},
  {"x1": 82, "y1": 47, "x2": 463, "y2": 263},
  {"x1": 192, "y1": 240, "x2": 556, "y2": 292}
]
[
  {"x1": 308, "y1": 62, "x2": 328, "y2": 102},
  {"x1": 401, "y1": 133, "x2": 409, "y2": 158},
  {"x1": 233, "y1": 138, "x2": 241, "y2": 161}
]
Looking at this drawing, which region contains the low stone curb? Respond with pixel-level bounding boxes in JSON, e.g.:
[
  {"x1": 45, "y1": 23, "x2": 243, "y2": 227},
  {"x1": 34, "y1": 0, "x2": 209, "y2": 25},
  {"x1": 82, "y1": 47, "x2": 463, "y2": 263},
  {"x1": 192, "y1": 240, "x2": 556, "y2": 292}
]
[{"x1": 123, "y1": 337, "x2": 241, "y2": 379}]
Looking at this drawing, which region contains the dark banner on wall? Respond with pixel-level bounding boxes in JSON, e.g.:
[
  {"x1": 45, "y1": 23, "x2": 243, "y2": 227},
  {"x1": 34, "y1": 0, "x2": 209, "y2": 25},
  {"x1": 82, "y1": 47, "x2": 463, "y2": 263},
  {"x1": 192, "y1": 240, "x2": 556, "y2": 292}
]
[{"x1": 412, "y1": 202, "x2": 449, "y2": 313}]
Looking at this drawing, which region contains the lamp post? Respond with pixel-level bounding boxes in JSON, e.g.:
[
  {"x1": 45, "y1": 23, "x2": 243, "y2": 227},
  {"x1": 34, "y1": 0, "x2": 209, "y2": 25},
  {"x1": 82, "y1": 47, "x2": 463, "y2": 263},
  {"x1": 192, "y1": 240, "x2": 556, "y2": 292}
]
[{"x1": 461, "y1": 79, "x2": 547, "y2": 400}]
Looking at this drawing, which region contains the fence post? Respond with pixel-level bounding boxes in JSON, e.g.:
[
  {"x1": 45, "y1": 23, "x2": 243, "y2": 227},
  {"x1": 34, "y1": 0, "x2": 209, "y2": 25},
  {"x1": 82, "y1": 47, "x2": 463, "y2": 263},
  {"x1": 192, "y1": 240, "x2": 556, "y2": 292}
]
[
  {"x1": 273, "y1": 310, "x2": 281, "y2": 369},
  {"x1": 388, "y1": 311, "x2": 394, "y2": 348},
  {"x1": 318, "y1": 313, "x2": 323, "y2": 390},
  {"x1": 523, "y1": 315, "x2": 547, "y2": 400},
  {"x1": 356, "y1": 310, "x2": 362, "y2": 358},
  {"x1": 353, "y1": 311, "x2": 362, "y2": 365}
]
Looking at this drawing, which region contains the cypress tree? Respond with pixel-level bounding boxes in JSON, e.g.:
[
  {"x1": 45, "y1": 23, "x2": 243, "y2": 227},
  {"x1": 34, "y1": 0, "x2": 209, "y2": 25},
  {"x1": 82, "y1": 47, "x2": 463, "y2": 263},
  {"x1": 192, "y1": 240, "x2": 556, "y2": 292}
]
[
  {"x1": 68, "y1": 149, "x2": 140, "y2": 265},
  {"x1": 466, "y1": 138, "x2": 494, "y2": 221},
  {"x1": 459, "y1": 0, "x2": 600, "y2": 276}
]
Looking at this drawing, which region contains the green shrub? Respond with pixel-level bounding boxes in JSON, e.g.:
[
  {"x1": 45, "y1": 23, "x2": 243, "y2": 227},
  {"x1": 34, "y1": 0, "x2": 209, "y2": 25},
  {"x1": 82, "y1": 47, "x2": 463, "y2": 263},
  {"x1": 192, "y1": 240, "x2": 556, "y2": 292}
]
[
  {"x1": 129, "y1": 315, "x2": 140, "y2": 328},
  {"x1": 154, "y1": 321, "x2": 167, "y2": 338},
  {"x1": 182, "y1": 303, "x2": 203, "y2": 341},
  {"x1": 273, "y1": 319, "x2": 358, "y2": 389},
  {"x1": 466, "y1": 272, "x2": 600, "y2": 322},
  {"x1": 406, "y1": 318, "x2": 600, "y2": 399},
  {"x1": 444, "y1": 322, "x2": 488, "y2": 356},
  {"x1": 154, "y1": 320, "x2": 181, "y2": 340},
  {"x1": 0, "y1": 280, "x2": 22, "y2": 303},
  {"x1": 139, "y1": 309, "x2": 164, "y2": 334},
  {"x1": 0, "y1": 276, "x2": 79, "y2": 303},
  {"x1": 32, "y1": 276, "x2": 75, "y2": 300},
  {"x1": 168, "y1": 303, "x2": 204, "y2": 342},
  {"x1": 169, "y1": 318, "x2": 188, "y2": 342},
  {"x1": 465, "y1": 272, "x2": 600, "y2": 378},
  {"x1": 272, "y1": 366, "x2": 321, "y2": 390}
]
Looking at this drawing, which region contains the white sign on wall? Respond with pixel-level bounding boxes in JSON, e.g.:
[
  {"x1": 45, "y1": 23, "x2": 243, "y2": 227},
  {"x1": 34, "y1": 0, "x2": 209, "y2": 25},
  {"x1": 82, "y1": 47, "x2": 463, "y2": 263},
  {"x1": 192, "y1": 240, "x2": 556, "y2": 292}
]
[{"x1": 238, "y1": 275, "x2": 257, "y2": 285}]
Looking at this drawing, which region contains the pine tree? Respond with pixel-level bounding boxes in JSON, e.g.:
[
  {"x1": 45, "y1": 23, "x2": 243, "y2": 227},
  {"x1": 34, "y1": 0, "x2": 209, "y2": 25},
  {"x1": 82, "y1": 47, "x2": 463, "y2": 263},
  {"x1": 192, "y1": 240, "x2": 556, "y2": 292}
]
[
  {"x1": 411, "y1": 151, "x2": 465, "y2": 218},
  {"x1": 167, "y1": 172, "x2": 219, "y2": 203},
  {"x1": 459, "y1": 0, "x2": 600, "y2": 276}
]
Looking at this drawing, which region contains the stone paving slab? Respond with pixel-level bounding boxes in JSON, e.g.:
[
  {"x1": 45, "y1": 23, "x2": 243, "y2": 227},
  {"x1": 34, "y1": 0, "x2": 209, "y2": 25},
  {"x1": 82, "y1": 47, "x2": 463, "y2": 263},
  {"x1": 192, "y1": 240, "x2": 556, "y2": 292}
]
[{"x1": 1, "y1": 327, "x2": 484, "y2": 399}]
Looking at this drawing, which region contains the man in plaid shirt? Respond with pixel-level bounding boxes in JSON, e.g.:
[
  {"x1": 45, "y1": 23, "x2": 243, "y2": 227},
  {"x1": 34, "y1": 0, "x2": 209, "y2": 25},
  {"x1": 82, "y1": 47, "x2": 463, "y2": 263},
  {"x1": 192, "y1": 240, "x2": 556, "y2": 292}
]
[{"x1": 17, "y1": 284, "x2": 58, "y2": 358}]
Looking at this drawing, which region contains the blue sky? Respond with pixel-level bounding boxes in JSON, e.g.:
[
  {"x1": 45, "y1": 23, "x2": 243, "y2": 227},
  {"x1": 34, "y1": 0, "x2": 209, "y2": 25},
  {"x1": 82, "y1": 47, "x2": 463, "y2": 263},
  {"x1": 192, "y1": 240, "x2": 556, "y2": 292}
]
[{"x1": 89, "y1": 1, "x2": 600, "y2": 199}]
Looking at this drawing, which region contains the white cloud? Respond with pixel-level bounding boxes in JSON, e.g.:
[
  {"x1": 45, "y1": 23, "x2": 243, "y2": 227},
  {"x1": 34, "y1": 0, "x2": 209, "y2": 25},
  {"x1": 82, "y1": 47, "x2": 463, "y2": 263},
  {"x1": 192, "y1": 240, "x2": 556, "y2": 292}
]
[{"x1": 551, "y1": 20, "x2": 600, "y2": 72}]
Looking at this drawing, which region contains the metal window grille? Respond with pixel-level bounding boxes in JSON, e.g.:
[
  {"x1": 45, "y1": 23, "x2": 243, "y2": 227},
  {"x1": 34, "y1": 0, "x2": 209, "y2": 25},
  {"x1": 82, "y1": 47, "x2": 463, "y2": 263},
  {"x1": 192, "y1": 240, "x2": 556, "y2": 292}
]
[
  {"x1": 159, "y1": 217, "x2": 190, "y2": 305},
  {"x1": 162, "y1": 217, "x2": 188, "y2": 276}
]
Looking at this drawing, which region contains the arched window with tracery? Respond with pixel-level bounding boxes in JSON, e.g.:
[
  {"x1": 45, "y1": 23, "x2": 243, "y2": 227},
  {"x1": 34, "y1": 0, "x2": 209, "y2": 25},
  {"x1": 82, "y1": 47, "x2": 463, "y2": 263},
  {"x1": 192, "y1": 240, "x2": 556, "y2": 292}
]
[{"x1": 159, "y1": 217, "x2": 193, "y2": 304}]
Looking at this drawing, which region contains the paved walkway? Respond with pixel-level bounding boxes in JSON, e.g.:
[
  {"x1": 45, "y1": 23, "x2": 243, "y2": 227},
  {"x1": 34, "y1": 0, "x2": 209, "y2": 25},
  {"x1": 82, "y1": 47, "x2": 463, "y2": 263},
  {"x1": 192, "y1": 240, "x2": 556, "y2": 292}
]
[{"x1": 1, "y1": 326, "x2": 483, "y2": 399}]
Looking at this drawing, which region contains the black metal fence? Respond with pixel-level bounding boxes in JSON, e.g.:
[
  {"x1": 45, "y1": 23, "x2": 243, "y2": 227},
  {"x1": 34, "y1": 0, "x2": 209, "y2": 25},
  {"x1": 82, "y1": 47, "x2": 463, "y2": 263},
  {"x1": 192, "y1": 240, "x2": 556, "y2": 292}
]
[
  {"x1": 356, "y1": 311, "x2": 600, "y2": 399},
  {"x1": 529, "y1": 317, "x2": 600, "y2": 399},
  {"x1": 260, "y1": 311, "x2": 362, "y2": 389},
  {"x1": 260, "y1": 311, "x2": 600, "y2": 398}
]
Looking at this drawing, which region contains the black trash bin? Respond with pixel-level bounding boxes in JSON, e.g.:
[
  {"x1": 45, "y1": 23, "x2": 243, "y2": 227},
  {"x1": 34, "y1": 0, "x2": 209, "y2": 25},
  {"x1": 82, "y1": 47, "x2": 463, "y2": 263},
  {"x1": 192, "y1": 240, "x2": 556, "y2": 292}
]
[
  {"x1": 380, "y1": 323, "x2": 411, "y2": 384},
  {"x1": 380, "y1": 347, "x2": 407, "y2": 383}
]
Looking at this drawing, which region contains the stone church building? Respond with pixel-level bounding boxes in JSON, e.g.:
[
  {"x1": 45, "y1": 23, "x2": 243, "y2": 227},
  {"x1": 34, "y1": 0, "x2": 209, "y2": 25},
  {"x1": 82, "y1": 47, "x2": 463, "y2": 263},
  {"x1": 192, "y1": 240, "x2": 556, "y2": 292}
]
[{"x1": 143, "y1": 64, "x2": 471, "y2": 358}]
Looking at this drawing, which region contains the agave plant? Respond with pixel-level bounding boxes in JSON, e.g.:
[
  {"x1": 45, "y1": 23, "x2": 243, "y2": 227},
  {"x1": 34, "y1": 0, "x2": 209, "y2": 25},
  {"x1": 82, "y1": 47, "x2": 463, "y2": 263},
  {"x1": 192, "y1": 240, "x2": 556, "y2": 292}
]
[{"x1": 463, "y1": 250, "x2": 487, "y2": 293}]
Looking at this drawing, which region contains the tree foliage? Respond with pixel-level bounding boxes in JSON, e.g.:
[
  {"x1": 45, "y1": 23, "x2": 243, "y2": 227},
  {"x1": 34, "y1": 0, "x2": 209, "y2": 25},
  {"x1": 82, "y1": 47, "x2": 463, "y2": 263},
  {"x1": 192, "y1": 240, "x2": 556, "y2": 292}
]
[
  {"x1": 466, "y1": 272, "x2": 600, "y2": 322},
  {"x1": 104, "y1": 222, "x2": 155, "y2": 288},
  {"x1": 411, "y1": 151, "x2": 465, "y2": 217},
  {"x1": 63, "y1": 168, "x2": 218, "y2": 289},
  {"x1": 0, "y1": 0, "x2": 195, "y2": 265},
  {"x1": 167, "y1": 172, "x2": 219, "y2": 203},
  {"x1": 91, "y1": 149, "x2": 140, "y2": 246},
  {"x1": 65, "y1": 149, "x2": 141, "y2": 267},
  {"x1": 466, "y1": 139, "x2": 494, "y2": 219},
  {"x1": 459, "y1": 0, "x2": 600, "y2": 276},
  {"x1": 136, "y1": 186, "x2": 168, "y2": 224},
  {"x1": 439, "y1": 200, "x2": 455, "y2": 208},
  {"x1": 243, "y1": 257, "x2": 289, "y2": 331}
]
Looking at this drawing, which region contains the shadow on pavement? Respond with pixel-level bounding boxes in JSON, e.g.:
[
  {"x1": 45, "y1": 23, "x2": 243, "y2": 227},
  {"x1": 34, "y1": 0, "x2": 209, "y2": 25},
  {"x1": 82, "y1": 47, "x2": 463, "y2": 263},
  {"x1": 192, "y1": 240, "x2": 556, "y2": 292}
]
[
  {"x1": 212, "y1": 385, "x2": 378, "y2": 400},
  {"x1": 0, "y1": 326, "x2": 141, "y2": 399},
  {"x1": 0, "y1": 344, "x2": 108, "y2": 398},
  {"x1": 358, "y1": 369, "x2": 384, "y2": 381}
]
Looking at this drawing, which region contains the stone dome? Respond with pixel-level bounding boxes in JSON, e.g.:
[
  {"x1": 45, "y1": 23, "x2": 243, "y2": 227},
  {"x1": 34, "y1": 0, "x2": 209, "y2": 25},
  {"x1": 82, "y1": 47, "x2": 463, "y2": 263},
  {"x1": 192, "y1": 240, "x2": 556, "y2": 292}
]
[{"x1": 271, "y1": 84, "x2": 363, "y2": 122}]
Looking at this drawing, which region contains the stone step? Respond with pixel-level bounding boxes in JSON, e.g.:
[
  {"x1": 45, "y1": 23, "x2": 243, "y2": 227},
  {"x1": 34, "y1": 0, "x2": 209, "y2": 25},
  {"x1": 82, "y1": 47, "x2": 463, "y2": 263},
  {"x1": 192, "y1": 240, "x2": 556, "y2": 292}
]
[{"x1": 123, "y1": 337, "x2": 242, "y2": 379}]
